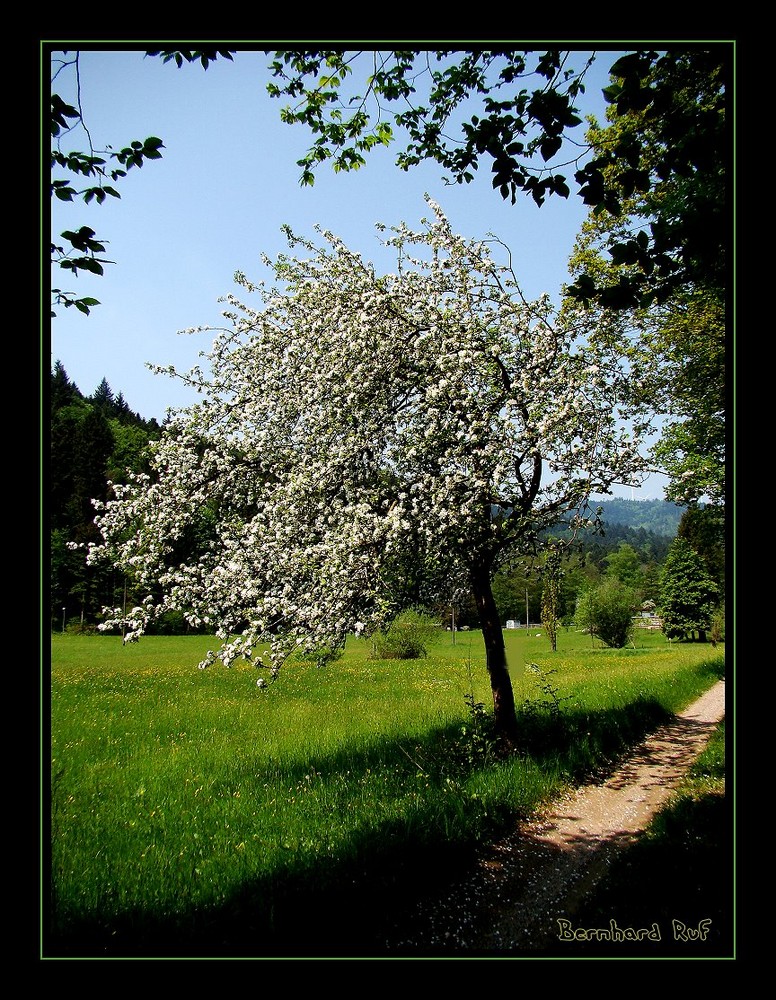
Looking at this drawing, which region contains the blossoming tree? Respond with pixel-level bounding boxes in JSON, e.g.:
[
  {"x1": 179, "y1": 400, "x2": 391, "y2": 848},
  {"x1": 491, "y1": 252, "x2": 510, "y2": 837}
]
[{"x1": 88, "y1": 200, "x2": 652, "y2": 745}]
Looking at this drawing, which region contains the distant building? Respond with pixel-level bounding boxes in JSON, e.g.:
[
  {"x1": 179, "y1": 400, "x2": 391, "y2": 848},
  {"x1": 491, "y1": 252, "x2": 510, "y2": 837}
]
[{"x1": 634, "y1": 601, "x2": 662, "y2": 630}]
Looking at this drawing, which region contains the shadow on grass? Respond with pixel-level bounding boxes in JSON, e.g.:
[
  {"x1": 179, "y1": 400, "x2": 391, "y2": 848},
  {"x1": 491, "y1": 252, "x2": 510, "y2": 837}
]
[
  {"x1": 510, "y1": 697, "x2": 671, "y2": 782},
  {"x1": 387, "y1": 789, "x2": 733, "y2": 959},
  {"x1": 45, "y1": 693, "x2": 714, "y2": 959}
]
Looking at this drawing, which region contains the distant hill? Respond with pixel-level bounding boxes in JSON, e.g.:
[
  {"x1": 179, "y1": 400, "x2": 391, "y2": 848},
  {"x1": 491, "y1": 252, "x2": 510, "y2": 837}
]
[{"x1": 592, "y1": 498, "x2": 686, "y2": 537}]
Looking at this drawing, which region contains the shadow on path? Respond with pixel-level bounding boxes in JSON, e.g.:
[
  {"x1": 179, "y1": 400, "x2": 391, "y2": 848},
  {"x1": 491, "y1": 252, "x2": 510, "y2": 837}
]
[{"x1": 384, "y1": 680, "x2": 728, "y2": 956}]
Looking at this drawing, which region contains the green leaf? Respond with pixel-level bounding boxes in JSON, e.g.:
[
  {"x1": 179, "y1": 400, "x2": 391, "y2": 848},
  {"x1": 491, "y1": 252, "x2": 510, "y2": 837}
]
[
  {"x1": 51, "y1": 94, "x2": 80, "y2": 136},
  {"x1": 609, "y1": 241, "x2": 643, "y2": 267},
  {"x1": 51, "y1": 95, "x2": 79, "y2": 119},
  {"x1": 539, "y1": 136, "x2": 563, "y2": 162},
  {"x1": 609, "y1": 53, "x2": 646, "y2": 79},
  {"x1": 143, "y1": 137, "x2": 165, "y2": 159},
  {"x1": 61, "y1": 227, "x2": 99, "y2": 250},
  {"x1": 79, "y1": 259, "x2": 105, "y2": 276}
]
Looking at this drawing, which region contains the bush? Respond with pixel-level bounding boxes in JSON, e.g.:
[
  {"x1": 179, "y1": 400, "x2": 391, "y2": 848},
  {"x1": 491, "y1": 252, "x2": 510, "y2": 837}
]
[
  {"x1": 575, "y1": 579, "x2": 638, "y2": 649},
  {"x1": 146, "y1": 610, "x2": 211, "y2": 635},
  {"x1": 710, "y1": 604, "x2": 725, "y2": 645},
  {"x1": 59, "y1": 618, "x2": 99, "y2": 636},
  {"x1": 371, "y1": 608, "x2": 439, "y2": 660},
  {"x1": 291, "y1": 643, "x2": 344, "y2": 667}
]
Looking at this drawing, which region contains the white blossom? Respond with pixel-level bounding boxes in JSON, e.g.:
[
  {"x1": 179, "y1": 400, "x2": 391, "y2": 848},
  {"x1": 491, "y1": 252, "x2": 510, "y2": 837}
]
[{"x1": 88, "y1": 198, "x2": 654, "y2": 672}]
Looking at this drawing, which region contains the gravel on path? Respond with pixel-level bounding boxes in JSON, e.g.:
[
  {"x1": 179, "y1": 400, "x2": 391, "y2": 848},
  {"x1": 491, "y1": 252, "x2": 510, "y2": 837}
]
[{"x1": 384, "y1": 680, "x2": 726, "y2": 954}]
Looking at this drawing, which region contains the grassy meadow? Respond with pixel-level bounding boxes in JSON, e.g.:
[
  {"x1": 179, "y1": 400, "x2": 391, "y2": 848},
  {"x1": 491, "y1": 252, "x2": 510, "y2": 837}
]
[{"x1": 47, "y1": 626, "x2": 725, "y2": 957}]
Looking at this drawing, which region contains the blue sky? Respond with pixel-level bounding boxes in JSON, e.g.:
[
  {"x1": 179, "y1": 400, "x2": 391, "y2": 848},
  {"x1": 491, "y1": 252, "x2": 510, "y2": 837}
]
[{"x1": 49, "y1": 46, "x2": 668, "y2": 499}]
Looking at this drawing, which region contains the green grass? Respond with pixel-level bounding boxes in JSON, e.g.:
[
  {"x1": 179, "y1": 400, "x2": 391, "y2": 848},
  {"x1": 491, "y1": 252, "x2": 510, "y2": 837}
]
[{"x1": 47, "y1": 627, "x2": 725, "y2": 957}]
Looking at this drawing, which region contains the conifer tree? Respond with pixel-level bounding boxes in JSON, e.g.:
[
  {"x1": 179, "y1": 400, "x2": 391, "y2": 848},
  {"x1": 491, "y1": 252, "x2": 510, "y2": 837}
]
[{"x1": 659, "y1": 535, "x2": 719, "y2": 642}]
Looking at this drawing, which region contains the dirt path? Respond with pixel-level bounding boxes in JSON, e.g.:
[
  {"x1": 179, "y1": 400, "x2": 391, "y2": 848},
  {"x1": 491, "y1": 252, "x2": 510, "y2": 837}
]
[{"x1": 385, "y1": 680, "x2": 726, "y2": 953}]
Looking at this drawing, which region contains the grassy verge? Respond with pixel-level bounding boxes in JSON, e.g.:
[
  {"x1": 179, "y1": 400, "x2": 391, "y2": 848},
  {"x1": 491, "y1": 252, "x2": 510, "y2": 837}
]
[{"x1": 47, "y1": 628, "x2": 725, "y2": 957}]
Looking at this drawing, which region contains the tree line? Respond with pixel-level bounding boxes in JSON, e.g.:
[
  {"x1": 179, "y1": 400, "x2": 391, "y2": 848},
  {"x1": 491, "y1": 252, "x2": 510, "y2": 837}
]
[
  {"x1": 50, "y1": 361, "x2": 161, "y2": 631},
  {"x1": 49, "y1": 360, "x2": 723, "y2": 645},
  {"x1": 444, "y1": 504, "x2": 722, "y2": 645}
]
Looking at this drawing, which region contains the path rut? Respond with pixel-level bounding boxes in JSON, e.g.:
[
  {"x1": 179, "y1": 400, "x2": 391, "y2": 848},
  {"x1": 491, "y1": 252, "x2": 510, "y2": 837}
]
[{"x1": 384, "y1": 679, "x2": 726, "y2": 953}]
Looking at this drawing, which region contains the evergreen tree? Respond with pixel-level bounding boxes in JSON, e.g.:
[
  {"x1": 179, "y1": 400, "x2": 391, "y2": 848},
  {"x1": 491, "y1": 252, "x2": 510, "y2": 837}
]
[
  {"x1": 49, "y1": 364, "x2": 161, "y2": 628},
  {"x1": 60, "y1": 406, "x2": 114, "y2": 530},
  {"x1": 595, "y1": 498, "x2": 685, "y2": 536},
  {"x1": 677, "y1": 505, "x2": 725, "y2": 589},
  {"x1": 113, "y1": 391, "x2": 131, "y2": 419},
  {"x1": 50, "y1": 360, "x2": 81, "y2": 413},
  {"x1": 50, "y1": 398, "x2": 115, "y2": 625},
  {"x1": 90, "y1": 377, "x2": 115, "y2": 411},
  {"x1": 659, "y1": 536, "x2": 719, "y2": 642}
]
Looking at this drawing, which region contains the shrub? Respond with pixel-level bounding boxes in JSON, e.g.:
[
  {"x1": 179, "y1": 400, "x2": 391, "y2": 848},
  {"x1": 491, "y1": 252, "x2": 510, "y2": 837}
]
[
  {"x1": 146, "y1": 610, "x2": 210, "y2": 635},
  {"x1": 371, "y1": 608, "x2": 438, "y2": 660},
  {"x1": 575, "y1": 579, "x2": 638, "y2": 649},
  {"x1": 710, "y1": 604, "x2": 725, "y2": 645},
  {"x1": 61, "y1": 618, "x2": 99, "y2": 636},
  {"x1": 291, "y1": 643, "x2": 344, "y2": 667}
]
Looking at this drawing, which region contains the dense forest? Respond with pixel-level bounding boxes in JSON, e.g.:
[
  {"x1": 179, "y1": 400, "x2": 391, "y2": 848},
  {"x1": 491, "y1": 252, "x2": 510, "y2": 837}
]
[
  {"x1": 47, "y1": 362, "x2": 714, "y2": 634},
  {"x1": 593, "y1": 497, "x2": 685, "y2": 537},
  {"x1": 49, "y1": 362, "x2": 162, "y2": 632}
]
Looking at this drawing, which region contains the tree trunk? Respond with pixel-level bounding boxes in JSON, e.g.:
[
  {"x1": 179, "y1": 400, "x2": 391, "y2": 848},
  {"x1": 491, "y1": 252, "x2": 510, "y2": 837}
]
[{"x1": 471, "y1": 562, "x2": 519, "y2": 749}]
